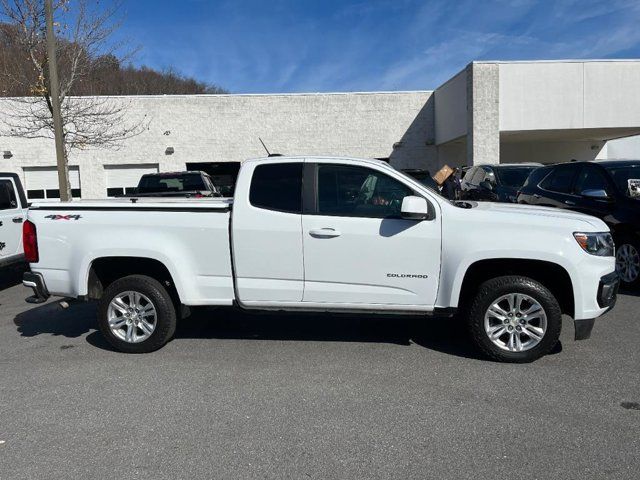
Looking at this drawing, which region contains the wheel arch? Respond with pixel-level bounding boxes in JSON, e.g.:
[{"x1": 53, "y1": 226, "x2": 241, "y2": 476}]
[
  {"x1": 86, "y1": 256, "x2": 182, "y2": 304},
  {"x1": 455, "y1": 258, "x2": 575, "y2": 318}
]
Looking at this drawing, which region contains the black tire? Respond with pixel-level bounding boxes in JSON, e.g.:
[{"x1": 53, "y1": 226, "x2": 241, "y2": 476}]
[
  {"x1": 465, "y1": 275, "x2": 562, "y2": 363},
  {"x1": 615, "y1": 236, "x2": 640, "y2": 290},
  {"x1": 97, "y1": 275, "x2": 177, "y2": 353}
]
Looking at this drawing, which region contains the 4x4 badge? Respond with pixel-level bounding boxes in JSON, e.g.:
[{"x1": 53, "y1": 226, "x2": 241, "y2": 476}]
[{"x1": 45, "y1": 214, "x2": 82, "y2": 221}]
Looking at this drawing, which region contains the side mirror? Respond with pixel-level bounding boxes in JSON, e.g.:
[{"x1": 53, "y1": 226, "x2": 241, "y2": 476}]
[
  {"x1": 479, "y1": 180, "x2": 494, "y2": 192},
  {"x1": 581, "y1": 189, "x2": 612, "y2": 201},
  {"x1": 401, "y1": 196, "x2": 429, "y2": 220}
]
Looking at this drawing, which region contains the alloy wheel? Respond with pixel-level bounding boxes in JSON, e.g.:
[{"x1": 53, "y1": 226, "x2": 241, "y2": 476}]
[
  {"x1": 107, "y1": 291, "x2": 157, "y2": 343},
  {"x1": 616, "y1": 243, "x2": 640, "y2": 283},
  {"x1": 483, "y1": 293, "x2": 547, "y2": 352}
]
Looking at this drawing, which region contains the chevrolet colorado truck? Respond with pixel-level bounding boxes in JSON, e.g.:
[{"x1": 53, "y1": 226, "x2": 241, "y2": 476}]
[
  {"x1": 22, "y1": 157, "x2": 619, "y2": 362},
  {"x1": 0, "y1": 172, "x2": 28, "y2": 268}
]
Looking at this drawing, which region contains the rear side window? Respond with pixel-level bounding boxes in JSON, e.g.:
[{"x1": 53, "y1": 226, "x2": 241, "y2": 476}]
[
  {"x1": 250, "y1": 163, "x2": 303, "y2": 213},
  {"x1": 540, "y1": 165, "x2": 576, "y2": 194},
  {"x1": 0, "y1": 180, "x2": 18, "y2": 210},
  {"x1": 574, "y1": 166, "x2": 610, "y2": 194}
]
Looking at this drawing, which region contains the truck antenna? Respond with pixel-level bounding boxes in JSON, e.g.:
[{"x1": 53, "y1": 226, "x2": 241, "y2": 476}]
[
  {"x1": 259, "y1": 138, "x2": 271, "y2": 156},
  {"x1": 258, "y1": 138, "x2": 283, "y2": 157}
]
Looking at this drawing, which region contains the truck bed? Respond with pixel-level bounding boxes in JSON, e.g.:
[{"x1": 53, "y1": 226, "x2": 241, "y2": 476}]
[{"x1": 27, "y1": 197, "x2": 235, "y2": 305}]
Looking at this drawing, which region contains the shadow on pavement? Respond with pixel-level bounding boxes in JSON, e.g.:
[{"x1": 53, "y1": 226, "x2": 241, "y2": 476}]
[
  {"x1": 14, "y1": 299, "x2": 97, "y2": 338},
  {"x1": 90, "y1": 306, "x2": 486, "y2": 360},
  {"x1": 618, "y1": 287, "x2": 640, "y2": 298},
  {"x1": 16, "y1": 302, "x2": 561, "y2": 361},
  {"x1": 0, "y1": 263, "x2": 27, "y2": 292}
]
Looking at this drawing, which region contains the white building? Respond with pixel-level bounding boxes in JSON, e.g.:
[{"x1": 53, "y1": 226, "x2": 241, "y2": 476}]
[{"x1": 1, "y1": 59, "x2": 639, "y2": 200}]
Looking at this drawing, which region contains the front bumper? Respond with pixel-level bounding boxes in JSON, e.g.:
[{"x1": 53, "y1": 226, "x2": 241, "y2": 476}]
[
  {"x1": 597, "y1": 271, "x2": 619, "y2": 309},
  {"x1": 574, "y1": 271, "x2": 619, "y2": 341},
  {"x1": 23, "y1": 272, "x2": 50, "y2": 304}
]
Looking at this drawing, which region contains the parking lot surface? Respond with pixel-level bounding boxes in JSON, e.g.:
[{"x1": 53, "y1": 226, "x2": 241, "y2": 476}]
[{"x1": 1, "y1": 266, "x2": 639, "y2": 480}]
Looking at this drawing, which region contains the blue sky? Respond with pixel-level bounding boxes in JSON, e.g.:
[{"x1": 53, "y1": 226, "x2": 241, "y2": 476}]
[{"x1": 120, "y1": 0, "x2": 640, "y2": 93}]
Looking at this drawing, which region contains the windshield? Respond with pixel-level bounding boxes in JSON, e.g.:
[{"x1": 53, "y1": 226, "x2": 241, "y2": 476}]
[
  {"x1": 495, "y1": 167, "x2": 538, "y2": 188},
  {"x1": 138, "y1": 174, "x2": 206, "y2": 194},
  {"x1": 605, "y1": 163, "x2": 640, "y2": 198}
]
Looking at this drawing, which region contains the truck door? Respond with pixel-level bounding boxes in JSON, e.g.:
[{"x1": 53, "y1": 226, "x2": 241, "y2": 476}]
[
  {"x1": 231, "y1": 161, "x2": 304, "y2": 303},
  {"x1": 0, "y1": 178, "x2": 25, "y2": 259},
  {"x1": 301, "y1": 162, "x2": 441, "y2": 308}
]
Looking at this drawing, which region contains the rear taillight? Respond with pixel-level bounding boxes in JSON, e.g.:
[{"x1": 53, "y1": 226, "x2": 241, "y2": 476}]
[{"x1": 23, "y1": 220, "x2": 39, "y2": 263}]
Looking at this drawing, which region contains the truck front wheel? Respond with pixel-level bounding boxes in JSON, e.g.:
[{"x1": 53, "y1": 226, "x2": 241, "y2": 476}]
[
  {"x1": 465, "y1": 276, "x2": 562, "y2": 363},
  {"x1": 97, "y1": 275, "x2": 177, "y2": 353}
]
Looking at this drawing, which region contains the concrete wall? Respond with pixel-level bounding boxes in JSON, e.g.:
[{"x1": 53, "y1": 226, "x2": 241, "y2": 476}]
[
  {"x1": 604, "y1": 135, "x2": 640, "y2": 159},
  {"x1": 0, "y1": 91, "x2": 435, "y2": 198},
  {"x1": 434, "y1": 69, "x2": 467, "y2": 145},
  {"x1": 467, "y1": 63, "x2": 500, "y2": 165},
  {"x1": 499, "y1": 61, "x2": 640, "y2": 132},
  {"x1": 500, "y1": 139, "x2": 605, "y2": 164}
]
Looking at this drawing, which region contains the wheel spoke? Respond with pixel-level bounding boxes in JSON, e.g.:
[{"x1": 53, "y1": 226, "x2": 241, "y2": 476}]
[
  {"x1": 522, "y1": 325, "x2": 544, "y2": 341},
  {"x1": 507, "y1": 294, "x2": 516, "y2": 311},
  {"x1": 488, "y1": 304, "x2": 508, "y2": 320},
  {"x1": 514, "y1": 333, "x2": 523, "y2": 351},
  {"x1": 111, "y1": 297, "x2": 129, "y2": 315},
  {"x1": 140, "y1": 303, "x2": 154, "y2": 313},
  {"x1": 514, "y1": 294, "x2": 524, "y2": 313},
  {"x1": 109, "y1": 317, "x2": 127, "y2": 329},
  {"x1": 487, "y1": 325, "x2": 507, "y2": 339},
  {"x1": 139, "y1": 319, "x2": 154, "y2": 335},
  {"x1": 130, "y1": 292, "x2": 140, "y2": 308},
  {"x1": 125, "y1": 324, "x2": 135, "y2": 342}
]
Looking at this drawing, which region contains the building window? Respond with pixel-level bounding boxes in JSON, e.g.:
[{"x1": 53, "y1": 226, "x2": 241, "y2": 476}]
[
  {"x1": 26, "y1": 188, "x2": 81, "y2": 200},
  {"x1": 27, "y1": 190, "x2": 45, "y2": 200}
]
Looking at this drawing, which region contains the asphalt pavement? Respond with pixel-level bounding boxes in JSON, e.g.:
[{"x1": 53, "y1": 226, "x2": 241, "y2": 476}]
[{"x1": 0, "y1": 265, "x2": 639, "y2": 479}]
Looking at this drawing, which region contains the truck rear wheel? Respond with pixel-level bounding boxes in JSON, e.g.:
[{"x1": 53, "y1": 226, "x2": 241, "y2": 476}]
[
  {"x1": 97, "y1": 275, "x2": 177, "y2": 353},
  {"x1": 465, "y1": 275, "x2": 562, "y2": 363}
]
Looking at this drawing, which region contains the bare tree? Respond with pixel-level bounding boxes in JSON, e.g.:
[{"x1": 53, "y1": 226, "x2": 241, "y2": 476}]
[{"x1": 0, "y1": 0, "x2": 147, "y2": 199}]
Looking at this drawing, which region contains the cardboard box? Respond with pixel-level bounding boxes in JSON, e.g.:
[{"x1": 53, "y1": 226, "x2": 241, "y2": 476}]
[{"x1": 433, "y1": 164, "x2": 454, "y2": 186}]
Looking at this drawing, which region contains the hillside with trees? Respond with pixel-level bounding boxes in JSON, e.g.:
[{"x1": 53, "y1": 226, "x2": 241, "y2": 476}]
[{"x1": 0, "y1": 22, "x2": 227, "y2": 97}]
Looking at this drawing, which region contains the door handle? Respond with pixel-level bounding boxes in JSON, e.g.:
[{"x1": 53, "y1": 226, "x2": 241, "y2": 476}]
[
  {"x1": 564, "y1": 200, "x2": 576, "y2": 206},
  {"x1": 12, "y1": 217, "x2": 23, "y2": 224},
  {"x1": 533, "y1": 193, "x2": 541, "y2": 199},
  {"x1": 309, "y1": 228, "x2": 341, "y2": 238}
]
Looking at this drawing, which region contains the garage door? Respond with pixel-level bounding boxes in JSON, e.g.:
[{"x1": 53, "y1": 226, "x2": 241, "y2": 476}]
[
  {"x1": 23, "y1": 166, "x2": 81, "y2": 201},
  {"x1": 105, "y1": 164, "x2": 159, "y2": 197}
]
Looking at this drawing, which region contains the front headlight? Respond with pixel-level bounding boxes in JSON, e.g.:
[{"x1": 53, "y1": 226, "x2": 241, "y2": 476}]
[{"x1": 573, "y1": 232, "x2": 615, "y2": 257}]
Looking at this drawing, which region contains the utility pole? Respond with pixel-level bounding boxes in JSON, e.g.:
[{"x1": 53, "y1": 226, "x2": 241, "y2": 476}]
[{"x1": 45, "y1": 0, "x2": 71, "y2": 201}]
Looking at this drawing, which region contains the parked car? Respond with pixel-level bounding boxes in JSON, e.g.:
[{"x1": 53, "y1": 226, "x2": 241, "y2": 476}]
[
  {"x1": 131, "y1": 171, "x2": 221, "y2": 197},
  {"x1": 461, "y1": 163, "x2": 542, "y2": 203},
  {"x1": 517, "y1": 160, "x2": 640, "y2": 288},
  {"x1": 22, "y1": 156, "x2": 618, "y2": 362},
  {"x1": 0, "y1": 173, "x2": 28, "y2": 268}
]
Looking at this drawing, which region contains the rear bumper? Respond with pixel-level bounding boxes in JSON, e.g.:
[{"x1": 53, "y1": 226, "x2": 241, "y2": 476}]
[
  {"x1": 574, "y1": 271, "x2": 619, "y2": 341},
  {"x1": 23, "y1": 272, "x2": 50, "y2": 304},
  {"x1": 0, "y1": 254, "x2": 25, "y2": 268}
]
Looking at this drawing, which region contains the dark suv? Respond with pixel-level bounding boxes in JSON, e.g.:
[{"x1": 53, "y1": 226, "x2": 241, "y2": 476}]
[
  {"x1": 460, "y1": 163, "x2": 541, "y2": 203},
  {"x1": 517, "y1": 160, "x2": 640, "y2": 288}
]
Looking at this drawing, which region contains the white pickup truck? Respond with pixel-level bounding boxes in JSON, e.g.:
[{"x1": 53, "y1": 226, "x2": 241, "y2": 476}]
[
  {"x1": 0, "y1": 172, "x2": 28, "y2": 268},
  {"x1": 22, "y1": 157, "x2": 619, "y2": 362}
]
